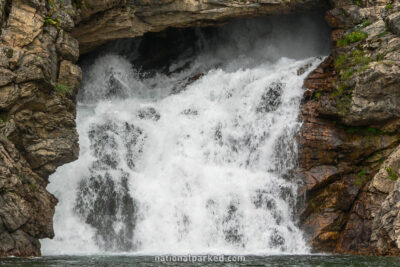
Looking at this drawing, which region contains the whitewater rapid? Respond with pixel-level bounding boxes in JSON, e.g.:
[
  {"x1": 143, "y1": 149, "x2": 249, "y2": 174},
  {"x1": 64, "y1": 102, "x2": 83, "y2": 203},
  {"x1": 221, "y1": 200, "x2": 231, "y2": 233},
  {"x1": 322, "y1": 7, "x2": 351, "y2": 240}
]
[{"x1": 42, "y1": 15, "x2": 330, "y2": 255}]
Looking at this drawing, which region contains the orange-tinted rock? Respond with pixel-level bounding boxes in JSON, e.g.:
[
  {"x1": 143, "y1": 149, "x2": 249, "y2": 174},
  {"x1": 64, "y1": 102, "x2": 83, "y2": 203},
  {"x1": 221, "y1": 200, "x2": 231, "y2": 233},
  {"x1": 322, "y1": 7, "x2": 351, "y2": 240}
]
[{"x1": 298, "y1": 1, "x2": 400, "y2": 255}]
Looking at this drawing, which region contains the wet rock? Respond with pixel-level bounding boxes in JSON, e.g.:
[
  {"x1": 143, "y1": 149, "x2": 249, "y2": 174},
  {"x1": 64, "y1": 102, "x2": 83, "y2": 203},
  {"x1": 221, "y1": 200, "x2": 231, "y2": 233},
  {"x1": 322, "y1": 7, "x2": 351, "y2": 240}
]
[
  {"x1": 269, "y1": 230, "x2": 285, "y2": 247},
  {"x1": 256, "y1": 82, "x2": 282, "y2": 113},
  {"x1": 88, "y1": 121, "x2": 146, "y2": 170},
  {"x1": 223, "y1": 202, "x2": 244, "y2": 245},
  {"x1": 297, "y1": 63, "x2": 313, "y2": 76},
  {"x1": 75, "y1": 172, "x2": 136, "y2": 251},
  {"x1": 182, "y1": 109, "x2": 198, "y2": 116},
  {"x1": 137, "y1": 107, "x2": 160, "y2": 121},
  {"x1": 0, "y1": 137, "x2": 57, "y2": 257},
  {"x1": 9, "y1": 230, "x2": 41, "y2": 257},
  {"x1": 75, "y1": 120, "x2": 143, "y2": 251}
]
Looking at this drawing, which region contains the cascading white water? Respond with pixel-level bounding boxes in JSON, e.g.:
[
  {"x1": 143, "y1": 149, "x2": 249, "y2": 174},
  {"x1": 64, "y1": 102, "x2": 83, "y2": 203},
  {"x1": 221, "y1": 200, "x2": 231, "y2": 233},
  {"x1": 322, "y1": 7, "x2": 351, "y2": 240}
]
[{"x1": 42, "y1": 14, "x2": 330, "y2": 255}]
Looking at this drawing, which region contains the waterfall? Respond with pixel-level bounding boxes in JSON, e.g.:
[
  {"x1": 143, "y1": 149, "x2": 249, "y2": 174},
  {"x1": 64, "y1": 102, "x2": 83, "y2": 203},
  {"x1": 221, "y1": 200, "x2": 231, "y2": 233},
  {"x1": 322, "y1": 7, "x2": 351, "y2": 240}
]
[{"x1": 42, "y1": 14, "x2": 330, "y2": 255}]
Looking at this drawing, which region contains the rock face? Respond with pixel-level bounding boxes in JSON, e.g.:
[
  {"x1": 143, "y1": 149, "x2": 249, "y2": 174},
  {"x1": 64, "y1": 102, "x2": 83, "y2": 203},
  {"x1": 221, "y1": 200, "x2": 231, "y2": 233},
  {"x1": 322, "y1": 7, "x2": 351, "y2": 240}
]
[
  {"x1": 298, "y1": 0, "x2": 400, "y2": 255},
  {"x1": 72, "y1": 0, "x2": 328, "y2": 54},
  {"x1": 0, "y1": 0, "x2": 81, "y2": 256},
  {"x1": 0, "y1": 0, "x2": 400, "y2": 257}
]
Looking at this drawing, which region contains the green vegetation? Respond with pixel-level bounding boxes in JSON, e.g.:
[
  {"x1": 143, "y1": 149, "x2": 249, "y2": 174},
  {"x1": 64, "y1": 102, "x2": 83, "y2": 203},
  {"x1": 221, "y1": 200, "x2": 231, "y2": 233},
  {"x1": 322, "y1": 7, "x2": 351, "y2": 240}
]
[
  {"x1": 340, "y1": 8, "x2": 349, "y2": 17},
  {"x1": 44, "y1": 16, "x2": 61, "y2": 29},
  {"x1": 334, "y1": 50, "x2": 373, "y2": 79},
  {"x1": 375, "y1": 53, "x2": 386, "y2": 61},
  {"x1": 0, "y1": 187, "x2": 8, "y2": 195},
  {"x1": 331, "y1": 83, "x2": 348, "y2": 98},
  {"x1": 378, "y1": 31, "x2": 388, "y2": 37},
  {"x1": 49, "y1": 0, "x2": 65, "y2": 7},
  {"x1": 330, "y1": 82, "x2": 352, "y2": 116},
  {"x1": 56, "y1": 83, "x2": 72, "y2": 95},
  {"x1": 310, "y1": 199, "x2": 316, "y2": 209},
  {"x1": 18, "y1": 174, "x2": 25, "y2": 183},
  {"x1": 329, "y1": 82, "x2": 353, "y2": 117},
  {"x1": 44, "y1": 17, "x2": 56, "y2": 25},
  {"x1": 351, "y1": 50, "x2": 372, "y2": 65},
  {"x1": 72, "y1": 0, "x2": 92, "y2": 9},
  {"x1": 337, "y1": 93, "x2": 352, "y2": 116},
  {"x1": 378, "y1": 23, "x2": 391, "y2": 37},
  {"x1": 340, "y1": 124, "x2": 387, "y2": 136},
  {"x1": 335, "y1": 54, "x2": 350, "y2": 69},
  {"x1": 29, "y1": 182, "x2": 37, "y2": 192},
  {"x1": 385, "y1": 4, "x2": 392, "y2": 10},
  {"x1": 0, "y1": 117, "x2": 5, "y2": 126},
  {"x1": 341, "y1": 69, "x2": 356, "y2": 79},
  {"x1": 337, "y1": 31, "x2": 368, "y2": 47},
  {"x1": 309, "y1": 199, "x2": 321, "y2": 211},
  {"x1": 354, "y1": 0, "x2": 361, "y2": 6},
  {"x1": 385, "y1": 167, "x2": 398, "y2": 181},
  {"x1": 361, "y1": 19, "x2": 371, "y2": 28},
  {"x1": 45, "y1": 1, "x2": 68, "y2": 29},
  {"x1": 66, "y1": 8, "x2": 75, "y2": 16},
  {"x1": 72, "y1": 0, "x2": 83, "y2": 8},
  {"x1": 367, "y1": 127, "x2": 380, "y2": 134},
  {"x1": 355, "y1": 169, "x2": 367, "y2": 186},
  {"x1": 6, "y1": 48, "x2": 13, "y2": 58}
]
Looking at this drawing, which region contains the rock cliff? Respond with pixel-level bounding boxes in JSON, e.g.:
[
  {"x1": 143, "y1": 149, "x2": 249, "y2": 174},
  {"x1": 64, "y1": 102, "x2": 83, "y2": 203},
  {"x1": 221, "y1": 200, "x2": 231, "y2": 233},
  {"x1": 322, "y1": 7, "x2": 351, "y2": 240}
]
[
  {"x1": 0, "y1": 0, "x2": 80, "y2": 256},
  {"x1": 299, "y1": 0, "x2": 400, "y2": 255},
  {"x1": 0, "y1": 0, "x2": 400, "y2": 257}
]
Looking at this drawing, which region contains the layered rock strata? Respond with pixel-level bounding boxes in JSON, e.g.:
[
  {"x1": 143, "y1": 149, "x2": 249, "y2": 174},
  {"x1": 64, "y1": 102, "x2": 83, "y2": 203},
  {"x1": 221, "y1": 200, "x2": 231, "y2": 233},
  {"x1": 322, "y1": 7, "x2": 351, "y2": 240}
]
[
  {"x1": 72, "y1": 0, "x2": 328, "y2": 54},
  {"x1": 299, "y1": 0, "x2": 400, "y2": 255},
  {"x1": 0, "y1": 0, "x2": 81, "y2": 256}
]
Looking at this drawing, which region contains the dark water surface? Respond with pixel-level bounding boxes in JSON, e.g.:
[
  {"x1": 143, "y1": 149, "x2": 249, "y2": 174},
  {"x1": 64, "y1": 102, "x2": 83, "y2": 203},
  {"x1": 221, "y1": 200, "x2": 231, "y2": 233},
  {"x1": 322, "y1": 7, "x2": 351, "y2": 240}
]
[{"x1": 1, "y1": 255, "x2": 400, "y2": 267}]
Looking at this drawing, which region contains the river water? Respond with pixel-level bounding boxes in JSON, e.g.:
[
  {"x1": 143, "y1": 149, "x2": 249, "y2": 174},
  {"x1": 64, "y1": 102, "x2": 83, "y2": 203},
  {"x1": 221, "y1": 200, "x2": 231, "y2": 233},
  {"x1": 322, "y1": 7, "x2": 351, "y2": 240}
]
[{"x1": 2, "y1": 255, "x2": 400, "y2": 266}]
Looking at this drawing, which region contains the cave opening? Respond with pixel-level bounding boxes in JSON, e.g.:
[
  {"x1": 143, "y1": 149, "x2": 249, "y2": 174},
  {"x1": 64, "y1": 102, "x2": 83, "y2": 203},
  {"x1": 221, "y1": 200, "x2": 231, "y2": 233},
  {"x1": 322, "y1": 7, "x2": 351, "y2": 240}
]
[{"x1": 79, "y1": 10, "x2": 332, "y2": 76}]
